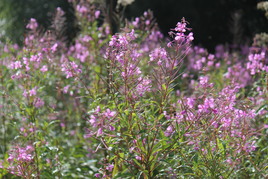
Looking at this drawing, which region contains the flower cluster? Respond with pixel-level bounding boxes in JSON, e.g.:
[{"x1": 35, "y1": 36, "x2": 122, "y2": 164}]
[
  {"x1": 225, "y1": 63, "x2": 252, "y2": 87},
  {"x1": 149, "y1": 47, "x2": 168, "y2": 66},
  {"x1": 169, "y1": 83, "x2": 257, "y2": 164},
  {"x1": 68, "y1": 36, "x2": 91, "y2": 63},
  {"x1": 167, "y1": 18, "x2": 194, "y2": 48},
  {"x1": 0, "y1": 1, "x2": 267, "y2": 178},
  {"x1": 2, "y1": 145, "x2": 36, "y2": 177},
  {"x1": 106, "y1": 30, "x2": 151, "y2": 99},
  {"x1": 74, "y1": 1, "x2": 101, "y2": 22},
  {"x1": 246, "y1": 51, "x2": 268, "y2": 75},
  {"x1": 61, "y1": 60, "x2": 82, "y2": 79},
  {"x1": 85, "y1": 106, "x2": 117, "y2": 138},
  {"x1": 26, "y1": 18, "x2": 38, "y2": 31}
]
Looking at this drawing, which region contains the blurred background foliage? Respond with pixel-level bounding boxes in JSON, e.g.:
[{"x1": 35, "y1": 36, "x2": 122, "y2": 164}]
[
  {"x1": 0, "y1": 0, "x2": 267, "y2": 51},
  {"x1": 125, "y1": 0, "x2": 268, "y2": 51},
  {"x1": 0, "y1": 0, "x2": 77, "y2": 45}
]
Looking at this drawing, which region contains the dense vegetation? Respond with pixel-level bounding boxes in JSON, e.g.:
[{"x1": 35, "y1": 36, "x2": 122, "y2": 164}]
[{"x1": 0, "y1": 0, "x2": 267, "y2": 178}]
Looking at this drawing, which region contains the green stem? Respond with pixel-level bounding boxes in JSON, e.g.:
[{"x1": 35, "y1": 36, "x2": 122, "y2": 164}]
[
  {"x1": 31, "y1": 114, "x2": 40, "y2": 179},
  {"x1": 1, "y1": 70, "x2": 7, "y2": 178}
]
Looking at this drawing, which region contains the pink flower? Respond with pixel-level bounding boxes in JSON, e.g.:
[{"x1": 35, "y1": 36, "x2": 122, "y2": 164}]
[
  {"x1": 29, "y1": 87, "x2": 37, "y2": 96},
  {"x1": 26, "y1": 18, "x2": 38, "y2": 30},
  {"x1": 104, "y1": 109, "x2": 116, "y2": 118},
  {"x1": 40, "y1": 65, "x2": 48, "y2": 72},
  {"x1": 30, "y1": 53, "x2": 42, "y2": 62},
  {"x1": 204, "y1": 97, "x2": 215, "y2": 109},
  {"x1": 56, "y1": 7, "x2": 65, "y2": 16},
  {"x1": 187, "y1": 32, "x2": 194, "y2": 42},
  {"x1": 63, "y1": 85, "x2": 70, "y2": 94},
  {"x1": 199, "y1": 76, "x2": 209, "y2": 86},
  {"x1": 96, "y1": 128, "x2": 103, "y2": 136},
  {"x1": 164, "y1": 125, "x2": 174, "y2": 136},
  {"x1": 61, "y1": 61, "x2": 82, "y2": 78},
  {"x1": 95, "y1": 10, "x2": 100, "y2": 18},
  {"x1": 106, "y1": 164, "x2": 114, "y2": 172},
  {"x1": 76, "y1": 5, "x2": 88, "y2": 14},
  {"x1": 109, "y1": 125, "x2": 115, "y2": 131},
  {"x1": 135, "y1": 78, "x2": 151, "y2": 97},
  {"x1": 132, "y1": 17, "x2": 139, "y2": 27},
  {"x1": 135, "y1": 156, "x2": 142, "y2": 160},
  {"x1": 149, "y1": 48, "x2": 168, "y2": 62},
  {"x1": 246, "y1": 51, "x2": 267, "y2": 75},
  {"x1": 175, "y1": 21, "x2": 187, "y2": 32},
  {"x1": 51, "y1": 43, "x2": 58, "y2": 53},
  {"x1": 89, "y1": 115, "x2": 96, "y2": 126},
  {"x1": 13, "y1": 61, "x2": 22, "y2": 69},
  {"x1": 34, "y1": 97, "x2": 44, "y2": 108},
  {"x1": 186, "y1": 97, "x2": 195, "y2": 108},
  {"x1": 95, "y1": 173, "x2": 101, "y2": 178}
]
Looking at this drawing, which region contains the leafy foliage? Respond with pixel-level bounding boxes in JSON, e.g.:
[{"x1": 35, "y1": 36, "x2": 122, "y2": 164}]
[{"x1": 0, "y1": 1, "x2": 267, "y2": 178}]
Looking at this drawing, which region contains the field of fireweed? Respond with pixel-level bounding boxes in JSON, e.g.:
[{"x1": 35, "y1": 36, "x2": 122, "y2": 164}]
[{"x1": 0, "y1": 1, "x2": 267, "y2": 178}]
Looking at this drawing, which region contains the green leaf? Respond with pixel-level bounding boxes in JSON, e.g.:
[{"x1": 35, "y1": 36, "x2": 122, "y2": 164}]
[
  {"x1": 112, "y1": 159, "x2": 119, "y2": 177},
  {"x1": 216, "y1": 138, "x2": 226, "y2": 156},
  {"x1": 94, "y1": 65, "x2": 101, "y2": 73}
]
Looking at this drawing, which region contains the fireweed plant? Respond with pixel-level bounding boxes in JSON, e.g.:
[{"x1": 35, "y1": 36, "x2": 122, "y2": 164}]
[{"x1": 0, "y1": 1, "x2": 268, "y2": 178}]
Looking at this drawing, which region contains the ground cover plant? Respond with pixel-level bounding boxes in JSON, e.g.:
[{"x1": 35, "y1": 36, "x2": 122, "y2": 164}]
[{"x1": 0, "y1": 0, "x2": 267, "y2": 178}]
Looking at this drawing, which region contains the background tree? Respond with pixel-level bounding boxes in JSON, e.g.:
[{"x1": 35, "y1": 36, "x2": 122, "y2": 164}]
[
  {"x1": 0, "y1": 0, "x2": 77, "y2": 45},
  {"x1": 254, "y1": 0, "x2": 268, "y2": 47},
  {"x1": 125, "y1": 0, "x2": 268, "y2": 51},
  {"x1": 0, "y1": 0, "x2": 267, "y2": 51}
]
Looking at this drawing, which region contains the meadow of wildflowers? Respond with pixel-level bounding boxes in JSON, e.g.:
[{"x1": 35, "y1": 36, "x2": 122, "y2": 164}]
[{"x1": 0, "y1": 1, "x2": 267, "y2": 178}]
